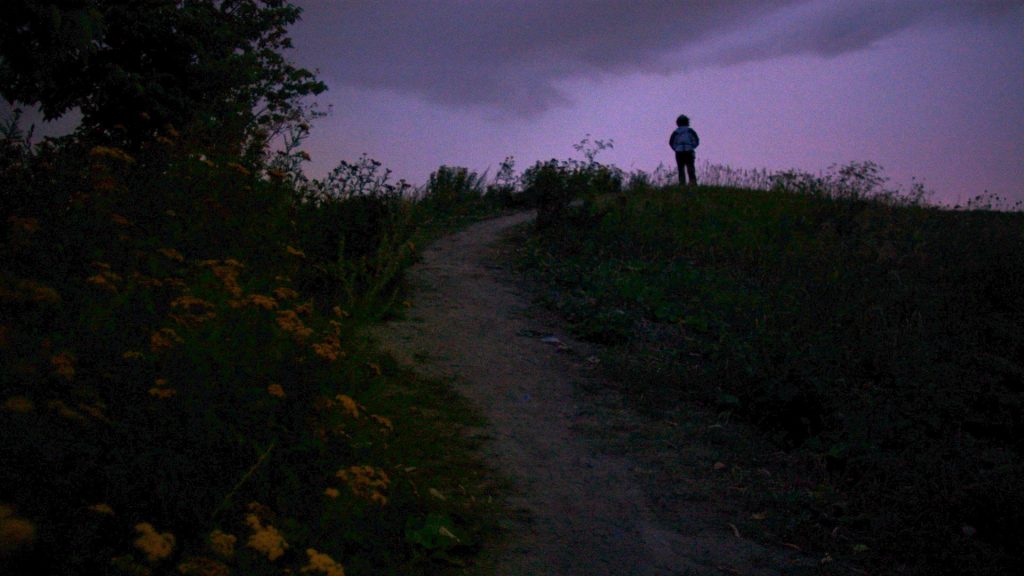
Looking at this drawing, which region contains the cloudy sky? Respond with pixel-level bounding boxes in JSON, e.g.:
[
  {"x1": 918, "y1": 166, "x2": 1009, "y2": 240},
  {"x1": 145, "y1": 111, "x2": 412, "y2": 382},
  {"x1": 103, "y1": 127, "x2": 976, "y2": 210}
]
[{"x1": 288, "y1": 0, "x2": 1024, "y2": 205}]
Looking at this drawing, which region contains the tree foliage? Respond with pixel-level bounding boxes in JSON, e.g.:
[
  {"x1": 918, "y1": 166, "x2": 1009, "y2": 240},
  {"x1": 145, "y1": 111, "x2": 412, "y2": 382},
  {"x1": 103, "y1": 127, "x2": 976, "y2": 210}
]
[{"x1": 0, "y1": 0, "x2": 325, "y2": 154}]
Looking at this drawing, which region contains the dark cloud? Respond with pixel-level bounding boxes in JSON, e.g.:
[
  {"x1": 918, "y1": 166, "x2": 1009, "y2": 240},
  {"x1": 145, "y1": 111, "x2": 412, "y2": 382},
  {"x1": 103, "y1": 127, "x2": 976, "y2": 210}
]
[{"x1": 291, "y1": 0, "x2": 1023, "y2": 115}]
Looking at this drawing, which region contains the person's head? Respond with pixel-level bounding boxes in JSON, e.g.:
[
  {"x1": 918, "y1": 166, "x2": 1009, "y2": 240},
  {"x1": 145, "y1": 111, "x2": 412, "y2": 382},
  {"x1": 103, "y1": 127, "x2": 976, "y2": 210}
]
[{"x1": 676, "y1": 114, "x2": 690, "y2": 127}]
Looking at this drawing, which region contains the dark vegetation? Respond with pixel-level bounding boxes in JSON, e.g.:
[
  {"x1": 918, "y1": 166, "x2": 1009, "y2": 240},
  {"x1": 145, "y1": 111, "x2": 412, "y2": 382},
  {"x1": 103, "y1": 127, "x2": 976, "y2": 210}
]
[
  {"x1": 517, "y1": 158, "x2": 1024, "y2": 575},
  {"x1": 1, "y1": 2, "x2": 510, "y2": 574}
]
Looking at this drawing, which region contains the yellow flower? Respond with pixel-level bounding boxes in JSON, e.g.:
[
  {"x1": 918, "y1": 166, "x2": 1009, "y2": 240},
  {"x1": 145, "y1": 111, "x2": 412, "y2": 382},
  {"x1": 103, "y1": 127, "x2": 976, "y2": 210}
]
[
  {"x1": 0, "y1": 505, "x2": 36, "y2": 556},
  {"x1": 51, "y1": 352, "x2": 75, "y2": 380},
  {"x1": 157, "y1": 248, "x2": 185, "y2": 262},
  {"x1": 47, "y1": 399, "x2": 85, "y2": 421},
  {"x1": 272, "y1": 286, "x2": 299, "y2": 301},
  {"x1": 178, "y1": 556, "x2": 229, "y2": 576},
  {"x1": 150, "y1": 327, "x2": 183, "y2": 352},
  {"x1": 334, "y1": 395, "x2": 360, "y2": 419},
  {"x1": 244, "y1": 514, "x2": 288, "y2": 561},
  {"x1": 170, "y1": 297, "x2": 217, "y2": 326},
  {"x1": 285, "y1": 245, "x2": 306, "y2": 258},
  {"x1": 229, "y1": 294, "x2": 278, "y2": 310},
  {"x1": 336, "y1": 466, "x2": 390, "y2": 506},
  {"x1": 301, "y1": 548, "x2": 345, "y2": 576},
  {"x1": 87, "y1": 503, "x2": 115, "y2": 515},
  {"x1": 2, "y1": 396, "x2": 34, "y2": 413},
  {"x1": 90, "y1": 145, "x2": 136, "y2": 164},
  {"x1": 133, "y1": 522, "x2": 175, "y2": 562},
  {"x1": 323, "y1": 487, "x2": 340, "y2": 499},
  {"x1": 208, "y1": 530, "x2": 237, "y2": 559},
  {"x1": 123, "y1": 351, "x2": 144, "y2": 359},
  {"x1": 332, "y1": 306, "x2": 349, "y2": 319},
  {"x1": 225, "y1": 162, "x2": 251, "y2": 176},
  {"x1": 267, "y1": 384, "x2": 286, "y2": 398},
  {"x1": 149, "y1": 382, "x2": 177, "y2": 399},
  {"x1": 312, "y1": 333, "x2": 343, "y2": 362},
  {"x1": 370, "y1": 414, "x2": 394, "y2": 432},
  {"x1": 275, "y1": 309, "x2": 313, "y2": 339}
]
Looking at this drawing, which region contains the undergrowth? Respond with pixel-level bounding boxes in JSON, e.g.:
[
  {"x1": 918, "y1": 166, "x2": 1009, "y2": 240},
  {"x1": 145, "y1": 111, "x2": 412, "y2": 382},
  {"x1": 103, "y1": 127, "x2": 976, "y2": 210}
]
[
  {"x1": 518, "y1": 168, "x2": 1024, "y2": 576},
  {"x1": 0, "y1": 117, "x2": 505, "y2": 575}
]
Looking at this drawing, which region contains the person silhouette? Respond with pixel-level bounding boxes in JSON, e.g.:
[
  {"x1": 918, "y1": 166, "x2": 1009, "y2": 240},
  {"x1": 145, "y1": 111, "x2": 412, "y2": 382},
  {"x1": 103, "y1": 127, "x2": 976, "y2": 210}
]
[{"x1": 669, "y1": 114, "x2": 699, "y2": 188}]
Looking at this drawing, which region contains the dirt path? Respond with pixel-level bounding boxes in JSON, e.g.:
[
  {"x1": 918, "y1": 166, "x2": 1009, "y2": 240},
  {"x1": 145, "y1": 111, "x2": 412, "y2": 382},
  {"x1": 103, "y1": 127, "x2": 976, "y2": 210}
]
[{"x1": 373, "y1": 213, "x2": 812, "y2": 576}]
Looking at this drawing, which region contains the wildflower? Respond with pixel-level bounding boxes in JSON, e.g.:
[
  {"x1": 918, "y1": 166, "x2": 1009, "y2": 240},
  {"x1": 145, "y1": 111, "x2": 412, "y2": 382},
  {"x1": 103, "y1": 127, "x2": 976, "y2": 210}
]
[
  {"x1": 207, "y1": 530, "x2": 237, "y2": 559},
  {"x1": 334, "y1": 395, "x2": 360, "y2": 419},
  {"x1": 7, "y1": 216, "x2": 39, "y2": 239},
  {"x1": 87, "y1": 503, "x2": 115, "y2": 515},
  {"x1": 295, "y1": 300, "x2": 313, "y2": 316},
  {"x1": 149, "y1": 380, "x2": 176, "y2": 399},
  {"x1": 0, "y1": 504, "x2": 36, "y2": 556},
  {"x1": 370, "y1": 414, "x2": 394, "y2": 432},
  {"x1": 267, "y1": 384, "x2": 286, "y2": 398},
  {"x1": 323, "y1": 487, "x2": 340, "y2": 499},
  {"x1": 229, "y1": 294, "x2": 278, "y2": 310},
  {"x1": 178, "y1": 556, "x2": 229, "y2": 576},
  {"x1": 273, "y1": 286, "x2": 299, "y2": 301},
  {"x1": 133, "y1": 522, "x2": 175, "y2": 562},
  {"x1": 89, "y1": 145, "x2": 136, "y2": 164},
  {"x1": 170, "y1": 296, "x2": 217, "y2": 326},
  {"x1": 301, "y1": 548, "x2": 345, "y2": 576},
  {"x1": 86, "y1": 272, "x2": 120, "y2": 292},
  {"x1": 78, "y1": 402, "x2": 111, "y2": 424},
  {"x1": 155, "y1": 135, "x2": 175, "y2": 146},
  {"x1": 225, "y1": 162, "x2": 251, "y2": 176},
  {"x1": 367, "y1": 362, "x2": 382, "y2": 377},
  {"x1": 150, "y1": 328, "x2": 183, "y2": 352},
  {"x1": 157, "y1": 248, "x2": 185, "y2": 262},
  {"x1": 312, "y1": 334, "x2": 343, "y2": 362},
  {"x1": 332, "y1": 306, "x2": 349, "y2": 319},
  {"x1": 0, "y1": 278, "x2": 60, "y2": 304},
  {"x1": 275, "y1": 309, "x2": 313, "y2": 339},
  {"x1": 336, "y1": 465, "x2": 390, "y2": 505},
  {"x1": 244, "y1": 514, "x2": 288, "y2": 561},
  {"x1": 199, "y1": 260, "x2": 244, "y2": 297},
  {"x1": 2, "y1": 396, "x2": 34, "y2": 413},
  {"x1": 110, "y1": 213, "x2": 132, "y2": 227},
  {"x1": 51, "y1": 352, "x2": 75, "y2": 380},
  {"x1": 285, "y1": 245, "x2": 306, "y2": 258}
]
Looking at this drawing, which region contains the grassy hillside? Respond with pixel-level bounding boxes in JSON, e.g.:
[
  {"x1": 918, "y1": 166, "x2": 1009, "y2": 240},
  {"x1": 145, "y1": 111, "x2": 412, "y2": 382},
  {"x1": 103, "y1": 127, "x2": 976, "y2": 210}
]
[
  {"x1": 518, "y1": 171, "x2": 1024, "y2": 575},
  {"x1": 0, "y1": 126, "x2": 504, "y2": 575}
]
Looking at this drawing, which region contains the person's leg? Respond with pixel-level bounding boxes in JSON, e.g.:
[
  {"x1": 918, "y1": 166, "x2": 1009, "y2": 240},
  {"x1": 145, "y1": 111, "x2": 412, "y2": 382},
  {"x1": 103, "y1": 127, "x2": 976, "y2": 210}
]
[
  {"x1": 685, "y1": 153, "x2": 697, "y2": 186},
  {"x1": 675, "y1": 151, "x2": 686, "y2": 188}
]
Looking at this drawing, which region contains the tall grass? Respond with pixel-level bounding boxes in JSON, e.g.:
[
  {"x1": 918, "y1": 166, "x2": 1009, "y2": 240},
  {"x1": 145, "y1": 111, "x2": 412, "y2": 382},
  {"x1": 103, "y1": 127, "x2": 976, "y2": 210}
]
[{"x1": 518, "y1": 164, "x2": 1024, "y2": 575}]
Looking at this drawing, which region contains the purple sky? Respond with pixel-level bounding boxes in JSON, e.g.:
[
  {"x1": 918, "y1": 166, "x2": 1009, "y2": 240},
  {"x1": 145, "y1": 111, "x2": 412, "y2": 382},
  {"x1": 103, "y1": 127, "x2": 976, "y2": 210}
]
[{"x1": 289, "y1": 0, "x2": 1024, "y2": 205}]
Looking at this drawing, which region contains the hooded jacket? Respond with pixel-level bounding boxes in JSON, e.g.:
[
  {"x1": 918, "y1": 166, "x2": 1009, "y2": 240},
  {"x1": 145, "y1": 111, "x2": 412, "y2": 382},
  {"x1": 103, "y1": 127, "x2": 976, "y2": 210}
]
[{"x1": 670, "y1": 126, "x2": 700, "y2": 153}]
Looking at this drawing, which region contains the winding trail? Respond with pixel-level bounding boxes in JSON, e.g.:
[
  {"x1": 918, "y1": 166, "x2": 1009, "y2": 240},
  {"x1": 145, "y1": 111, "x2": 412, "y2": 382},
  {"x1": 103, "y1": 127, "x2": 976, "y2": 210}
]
[{"x1": 373, "y1": 213, "x2": 811, "y2": 576}]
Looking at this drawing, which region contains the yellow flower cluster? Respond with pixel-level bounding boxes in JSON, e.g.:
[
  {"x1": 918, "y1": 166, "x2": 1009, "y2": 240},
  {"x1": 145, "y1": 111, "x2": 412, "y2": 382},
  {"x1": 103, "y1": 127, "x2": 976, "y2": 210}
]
[
  {"x1": 0, "y1": 504, "x2": 36, "y2": 556},
  {"x1": 312, "y1": 333, "x2": 343, "y2": 362},
  {"x1": 51, "y1": 352, "x2": 75, "y2": 380},
  {"x1": 177, "y1": 556, "x2": 229, "y2": 576},
  {"x1": 3, "y1": 395, "x2": 34, "y2": 413},
  {"x1": 198, "y1": 259, "x2": 245, "y2": 297},
  {"x1": 228, "y1": 294, "x2": 278, "y2": 310},
  {"x1": 88, "y1": 503, "x2": 114, "y2": 515},
  {"x1": 273, "y1": 286, "x2": 299, "y2": 301},
  {"x1": 275, "y1": 309, "x2": 313, "y2": 339},
  {"x1": 148, "y1": 378, "x2": 177, "y2": 399},
  {"x1": 89, "y1": 145, "x2": 136, "y2": 164},
  {"x1": 208, "y1": 529, "x2": 237, "y2": 558},
  {"x1": 301, "y1": 548, "x2": 345, "y2": 576},
  {"x1": 244, "y1": 513, "x2": 288, "y2": 561},
  {"x1": 0, "y1": 277, "x2": 61, "y2": 304},
  {"x1": 225, "y1": 162, "x2": 251, "y2": 176},
  {"x1": 133, "y1": 522, "x2": 175, "y2": 562},
  {"x1": 157, "y1": 247, "x2": 185, "y2": 262},
  {"x1": 170, "y1": 295, "x2": 217, "y2": 326},
  {"x1": 150, "y1": 327, "x2": 183, "y2": 352},
  {"x1": 336, "y1": 465, "x2": 390, "y2": 506},
  {"x1": 334, "y1": 394, "x2": 360, "y2": 419},
  {"x1": 267, "y1": 383, "x2": 286, "y2": 398}
]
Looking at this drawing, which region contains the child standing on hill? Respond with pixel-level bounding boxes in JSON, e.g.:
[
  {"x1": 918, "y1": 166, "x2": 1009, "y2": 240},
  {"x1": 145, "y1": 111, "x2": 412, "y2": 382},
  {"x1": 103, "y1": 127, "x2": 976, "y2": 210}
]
[{"x1": 670, "y1": 114, "x2": 700, "y2": 188}]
